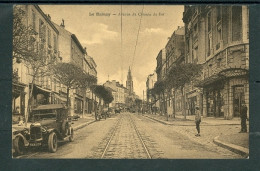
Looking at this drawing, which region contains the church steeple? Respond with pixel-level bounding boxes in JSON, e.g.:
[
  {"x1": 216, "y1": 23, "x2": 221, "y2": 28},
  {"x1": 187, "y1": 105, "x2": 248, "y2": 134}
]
[{"x1": 126, "y1": 66, "x2": 133, "y2": 94}]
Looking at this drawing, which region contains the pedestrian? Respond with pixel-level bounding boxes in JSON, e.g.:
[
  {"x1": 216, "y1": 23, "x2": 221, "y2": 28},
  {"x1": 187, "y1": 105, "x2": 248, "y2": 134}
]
[
  {"x1": 195, "y1": 106, "x2": 201, "y2": 137},
  {"x1": 240, "y1": 101, "x2": 248, "y2": 133}
]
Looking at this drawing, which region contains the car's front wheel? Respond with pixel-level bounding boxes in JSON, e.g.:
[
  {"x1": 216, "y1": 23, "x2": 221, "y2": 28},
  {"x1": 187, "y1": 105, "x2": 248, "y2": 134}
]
[
  {"x1": 13, "y1": 136, "x2": 25, "y2": 156},
  {"x1": 48, "y1": 132, "x2": 57, "y2": 153}
]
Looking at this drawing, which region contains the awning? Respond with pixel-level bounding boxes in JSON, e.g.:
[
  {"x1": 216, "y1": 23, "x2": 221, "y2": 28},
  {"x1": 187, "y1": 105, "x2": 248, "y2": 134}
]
[
  {"x1": 219, "y1": 68, "x2": 249, "y2": 78},
  {"x1": 33, "y1": 104, "x2": 67, "y2": 111},
  {"x1": 53, "y1": 93, "x2": 67, "y2": 102},
  {"x1": 32, "y1": 84, "x2": 51, "y2": 96},
  {"x1": 12, "y1": 82, "x2": 27, "y2": 99},
  {"x1": 195, "y1": 74, "x2": 225, "y2": 88}
]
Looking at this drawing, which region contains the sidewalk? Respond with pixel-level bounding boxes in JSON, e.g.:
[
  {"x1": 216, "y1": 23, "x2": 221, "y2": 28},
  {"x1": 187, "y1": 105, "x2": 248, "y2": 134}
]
[
  {"x1": 12, "y1": 114, "x2": 96, "y2": 132},
  {"x1": 143, "y1": 113, "x2": 249, "y2": 158}
]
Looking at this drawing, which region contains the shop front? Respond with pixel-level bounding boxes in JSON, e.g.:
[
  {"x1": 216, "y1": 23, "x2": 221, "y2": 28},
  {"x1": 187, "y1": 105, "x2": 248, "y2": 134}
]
[
  {"x1": 12, "y1": 82, "x2": 26, "y2": 123},
  {"x1": 197, "y1": 68, "x2": 249, "y2": 119}
]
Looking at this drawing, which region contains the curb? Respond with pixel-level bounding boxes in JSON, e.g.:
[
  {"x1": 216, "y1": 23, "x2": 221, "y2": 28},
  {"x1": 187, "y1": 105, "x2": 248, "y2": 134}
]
[
  {"x1": 73, "y1": 120, "x2": 96, "y2": 131},
  {"x1": 213, "y1": 136, "x2": 249, "y2": 158},
  {"x1": 144, "y1": 115, "x2": 241, "y2": 126},
  {"x1": 144, "y1": 115, "x2": 171, "y2": 125}
]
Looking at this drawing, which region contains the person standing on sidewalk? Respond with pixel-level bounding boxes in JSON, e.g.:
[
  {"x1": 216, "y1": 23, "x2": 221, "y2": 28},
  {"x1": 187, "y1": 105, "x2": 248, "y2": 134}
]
[
  {"x1": 240, "y1": 101, "x2": 248, "y2": 133},
  {"x1": 195, "y1": 106, "x2": 201, "y2": 136}
]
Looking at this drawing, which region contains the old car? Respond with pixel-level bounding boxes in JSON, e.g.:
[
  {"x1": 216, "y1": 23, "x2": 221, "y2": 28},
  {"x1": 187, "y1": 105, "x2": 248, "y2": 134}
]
[
  {"x1": 19, "y1": 104, "x2": 74, "y2": 153},
  {"x1": 12, "y1": 127, "x2": 29, "y2": 156}
]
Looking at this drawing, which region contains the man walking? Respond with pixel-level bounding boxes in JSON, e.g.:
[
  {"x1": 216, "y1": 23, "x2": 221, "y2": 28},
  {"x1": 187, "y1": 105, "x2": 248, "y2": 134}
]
[
  {"x1": 240, "y1": 101, "x2": 248, "y2": 133},
  {"x1": 195, "y1": 106, "x2": 201, "y2": 136}
]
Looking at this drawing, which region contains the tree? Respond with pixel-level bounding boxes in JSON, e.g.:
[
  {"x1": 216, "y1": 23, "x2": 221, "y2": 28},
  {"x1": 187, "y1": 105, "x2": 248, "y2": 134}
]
[
  {"x1": 77, "y1": 72, "x2": 97, "y2": 117},
  {"x1": 13, "y1": 6, "x2": 57, "y2": 126},
  {"x1": 92, "y1": 85, "x2": 113, "y2": 120},
  {"x1": 153, "y1": 80, "x2": 167, "y2": 117},
  {"x1": 92, "y1": 85, "x2": 113, "y2": 104},
  {"x1": 166, "y1": 63, "x2": 202, "y2": 119},
  {"x1": 52, "y1": 62, "x2": 84, "y2": 107}
]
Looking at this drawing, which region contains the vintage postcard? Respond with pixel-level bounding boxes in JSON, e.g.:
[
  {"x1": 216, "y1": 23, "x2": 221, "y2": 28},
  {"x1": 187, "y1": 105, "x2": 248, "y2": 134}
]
[{"x1": 12, "y1": 4, "x2": 249, "y2": 159}]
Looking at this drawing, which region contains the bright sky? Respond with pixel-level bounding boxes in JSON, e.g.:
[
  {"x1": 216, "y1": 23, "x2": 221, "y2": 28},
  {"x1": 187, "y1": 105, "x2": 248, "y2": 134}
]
[{"x1": 40, "y1": 5, "x2": 184, "y2": 98}]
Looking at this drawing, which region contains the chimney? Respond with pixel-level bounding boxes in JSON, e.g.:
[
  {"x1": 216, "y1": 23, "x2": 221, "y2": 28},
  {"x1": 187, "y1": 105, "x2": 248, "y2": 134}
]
[
  {"x1": 60, "y1": 19, "x2": 65, "y2": 28},
  {"x1": 47, "y1": 14, "x2": 51, "y2": 20}
]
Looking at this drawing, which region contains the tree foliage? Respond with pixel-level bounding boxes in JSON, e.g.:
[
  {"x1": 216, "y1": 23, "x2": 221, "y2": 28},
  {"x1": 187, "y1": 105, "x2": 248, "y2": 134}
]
[
  {"x1": 52, "y1": 63, "x2": 84, "y2": 90},
  {"x1": 152, "y1": 80, "x2": 166, "y2": 95},
  {"x1": 92, "y1": 85, "x2": 114, "y2": 104},
  {"x1": 166, "y1": 63, "x2": 202, "y2": 89}
]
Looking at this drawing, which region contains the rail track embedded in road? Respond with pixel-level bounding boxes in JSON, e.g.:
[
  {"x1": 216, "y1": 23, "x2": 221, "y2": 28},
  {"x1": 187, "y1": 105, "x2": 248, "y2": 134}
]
[{"x1": 100, "y1": 113, "x2": 152, "y2": 159}]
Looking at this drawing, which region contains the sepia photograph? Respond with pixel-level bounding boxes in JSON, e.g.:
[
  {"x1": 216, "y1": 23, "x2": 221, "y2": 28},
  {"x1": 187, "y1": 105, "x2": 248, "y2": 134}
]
[{"x1": 12, "y1": 4, "x2": 249, "y2": 159}]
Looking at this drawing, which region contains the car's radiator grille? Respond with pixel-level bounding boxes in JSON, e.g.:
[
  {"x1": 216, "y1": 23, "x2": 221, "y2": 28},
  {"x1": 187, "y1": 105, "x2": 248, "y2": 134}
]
[{"x1": 30, "y1": 127, "x2": 42, "y2": 140}]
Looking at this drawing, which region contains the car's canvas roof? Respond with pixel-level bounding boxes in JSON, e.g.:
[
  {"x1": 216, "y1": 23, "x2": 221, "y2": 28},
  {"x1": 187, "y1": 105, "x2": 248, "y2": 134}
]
[{"x1": 32, "y1": 104, "x2": 67, "y2": 111}]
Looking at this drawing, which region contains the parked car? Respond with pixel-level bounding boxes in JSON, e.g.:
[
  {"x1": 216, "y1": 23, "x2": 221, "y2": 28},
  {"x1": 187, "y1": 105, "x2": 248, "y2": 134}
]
[
  {"x1": 69, "y1": 114, "x2": 80, "y2": 121},
  {"x1": 12, "y1": 127, "x2": 29, "y2": 156},
  {"x1": 13, "y1": 104, "x2": 74, "y2": 155},
  {"x1": 115, "y1": 108, "x2": 121, "y2": 114}
]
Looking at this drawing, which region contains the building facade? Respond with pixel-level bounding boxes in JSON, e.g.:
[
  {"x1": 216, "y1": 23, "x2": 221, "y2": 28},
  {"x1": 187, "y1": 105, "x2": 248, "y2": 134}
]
[
  {"x1": 146, "y1": 73, "x2": 157, "y2": 113},
  {"x1": 104, "y1": 80, "x2": 126, "y2": 108},
  {"x1": 13, "y1": 5, "x2": 60, "y2": 121},
  {"x1": 165, "y1": 26, "x2": 185, "y2": 116},
  {"x1": 54, "y1": 21, "x2": 89, "y2": 115},
  {"x1": 183, "y1": 5, "x2": 249, "y2": 119}
]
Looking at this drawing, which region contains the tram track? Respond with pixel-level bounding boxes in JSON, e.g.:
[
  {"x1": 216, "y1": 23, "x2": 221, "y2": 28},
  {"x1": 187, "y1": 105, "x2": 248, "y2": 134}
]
[{"x1": 100, "y1": 113, "x2": 152, "y2": 159}]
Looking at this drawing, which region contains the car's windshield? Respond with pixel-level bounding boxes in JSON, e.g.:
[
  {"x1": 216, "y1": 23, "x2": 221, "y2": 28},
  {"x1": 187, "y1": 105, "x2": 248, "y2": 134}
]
[{"x1": 33, "y1": 109, "x2": 57, "y2": 121}]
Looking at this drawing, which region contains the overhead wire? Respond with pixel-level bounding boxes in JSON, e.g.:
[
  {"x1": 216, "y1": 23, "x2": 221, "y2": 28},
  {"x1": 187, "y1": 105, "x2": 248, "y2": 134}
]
[
  {"x1": 131, "y1": 4, "x2": 144, "y2": 71},
  {"x1": 120, "y1": 4, "x2": 123, "y2": 84}
]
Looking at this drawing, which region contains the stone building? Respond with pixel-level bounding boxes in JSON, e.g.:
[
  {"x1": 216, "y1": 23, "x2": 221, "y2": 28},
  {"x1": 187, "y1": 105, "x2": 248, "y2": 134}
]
[
  {"x1": 53, "y1": 21, "x2": 87, "y2": 115},
  {"x1": 104, "y1": 80, "x2": 126, "y2": 108},
  {"x1": 183, "y1": 5, "x2": 249, "y2": 119},
  {"x1": 155, "y1": 49, "x2": 166, "y2": 114},
  {"x1": 13, "y1": 5, "x2": 59, "y2": 121},
  {"x1": 146, "y1": 73, "x2": 157, "y2": 113},
  {"x1": 165, "y1": 26, "x2": 185, "y2": 116}
]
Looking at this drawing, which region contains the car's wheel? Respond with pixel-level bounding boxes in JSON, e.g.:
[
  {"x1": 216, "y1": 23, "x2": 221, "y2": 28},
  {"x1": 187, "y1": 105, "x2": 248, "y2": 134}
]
[
  {"x1": 69, "y1": 128, "x2": 74, "y2": 142},
  {"x1": 48, "y1": 132, "x2": 57, "y2": 153},
  {"x1": 13, "y1": 136, "x2": 25, "y2": 156}
]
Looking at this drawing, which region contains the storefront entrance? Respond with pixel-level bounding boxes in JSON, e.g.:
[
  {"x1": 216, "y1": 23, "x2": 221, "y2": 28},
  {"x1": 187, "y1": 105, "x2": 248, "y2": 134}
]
[
  {"x1": 233, "y1": 85, "x2": 245, "y2": 117},
  {"x1": 206, "y1": 87, "x2": 224, "y2": 117}
]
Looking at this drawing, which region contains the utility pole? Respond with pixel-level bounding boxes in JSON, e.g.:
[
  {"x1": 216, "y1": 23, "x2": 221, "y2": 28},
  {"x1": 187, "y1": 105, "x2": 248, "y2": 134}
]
[{"x1": 142, "y1": 90, "x2": 144, "y2": 114}]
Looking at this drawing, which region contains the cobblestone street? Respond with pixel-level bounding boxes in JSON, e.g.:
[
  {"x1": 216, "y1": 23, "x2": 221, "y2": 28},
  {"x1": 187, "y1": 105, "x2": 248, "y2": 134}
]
[{"x1": 18, "y1": 112, "x2": 242, "y2": 159}]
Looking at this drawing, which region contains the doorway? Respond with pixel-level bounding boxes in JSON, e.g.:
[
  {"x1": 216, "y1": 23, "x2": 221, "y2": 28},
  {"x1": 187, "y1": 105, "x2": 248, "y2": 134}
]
[{"x1": 233, "y1": 85, "x2": 245, "y2": 117}]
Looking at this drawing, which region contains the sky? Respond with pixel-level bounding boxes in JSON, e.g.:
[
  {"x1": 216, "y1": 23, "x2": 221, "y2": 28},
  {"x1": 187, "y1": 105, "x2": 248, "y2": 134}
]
[{"x1": 40, "y1": 5, "x2": 184, "y2": 98}]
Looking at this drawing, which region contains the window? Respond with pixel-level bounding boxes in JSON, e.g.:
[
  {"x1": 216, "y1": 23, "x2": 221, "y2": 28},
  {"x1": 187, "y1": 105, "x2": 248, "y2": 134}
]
[
  {"x1": 232, "y1": 6, "x2": 242, "y2": 41},
  {"x1": 53, "y1": 34, "x2": 57, "y2": 51},
  {"x1": 32, "y1": 10, "x2": 36, "y2": 30},
  {"x1": 47, "y1": 28, "x2": 51, "y2": 46},
  {"x1": 207, "y1": 12, "x2": 212, "y2": 32},
  {"x1": 217, "y1": 6, "x2": 221, "y2": 23},
  {"x1": 207, "y1": 33, "x2": 212, "y2": 56},
  {"x1": 207, "y1": 11, "x2": 212, "y2": 56},
  {"x1": 193, "y1": 46, "x2": 198, "y2": 64},
  {"x1": 193, "y1": 22, "x2": 198, "y2": 41},
  {"x1": 39, "y1": 19, "x2": 46, "y2": 42}
]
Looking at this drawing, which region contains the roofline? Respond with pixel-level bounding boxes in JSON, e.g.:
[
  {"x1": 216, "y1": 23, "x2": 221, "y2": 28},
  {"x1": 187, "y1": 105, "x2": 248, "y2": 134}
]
[
  {"x1": 71, "y1": 34, "x2": 86, "y2": 54},
  {"x1": 34, "y1": 5, "x2": 59, "y2": 34}
]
